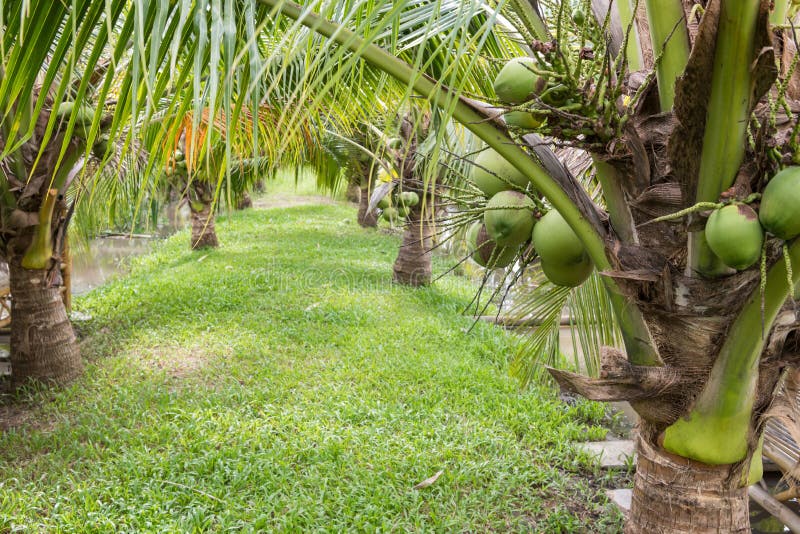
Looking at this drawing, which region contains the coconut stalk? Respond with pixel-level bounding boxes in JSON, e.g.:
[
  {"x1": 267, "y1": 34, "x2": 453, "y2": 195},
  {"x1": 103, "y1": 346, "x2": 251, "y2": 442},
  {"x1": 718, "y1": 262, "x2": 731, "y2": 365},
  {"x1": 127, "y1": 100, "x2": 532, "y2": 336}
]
[
  {"x1": 689, "y1": 1, "x2": 761, "y2": 277},
  {"x1": 771, "y1": 0, "x2": 790, "y2": 26},
  {"x1": 644, "y1": 0, "x2": 690, "y2": 110},
  {"x1": 614, "y1": 0, "x2": 643, "y2": 71},
  {"x1": 593, "y1": 158, "x2": 637, "y2": 244},
  {"x1": 508, "y1": 0, "x2": 549, "y2": 40},
  {"x1": 663, "y1": 239, "x2": 800, "y2": 464},
  {"x1": 260, "y1": 0, "x2": 662, "y2": 366}
]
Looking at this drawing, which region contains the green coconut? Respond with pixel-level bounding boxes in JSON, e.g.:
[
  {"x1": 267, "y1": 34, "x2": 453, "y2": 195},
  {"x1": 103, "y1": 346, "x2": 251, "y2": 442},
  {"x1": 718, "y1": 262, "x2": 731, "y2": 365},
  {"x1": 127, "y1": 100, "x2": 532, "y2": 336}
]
[
  {"x1": 470, "y1": 148, "x2": 529, "y2": 197},
  {"x1": 470, "y1": 223, "x2": 517, "y2": 268},
  {"x1": 484, "y1": 191, "x2": 536, "y2": 247},
  {"x1": 55, "y1": 101, "x2": 95, "y2": 138},
  {"x1": 493, "y1": 57, "x2": 544, "y2": 105},
  {"x1": 539, "y1": 258, "x2": 594, "y2": 287},
  {"x1": 377, "y1": 194, "x2": 392, "y2": 209},
  {"x1": 92, "y1": 135, "x2": 109, "y2": 159},
  {"x1": 760, "y1": 166, "x2": 800, "y2": 240},
  {"x1": 466, "y1": 221, "x2": 482, "y2": 250},
  {"x1": 174, "y1": 149, "x2": 185, "y2": 162},
  {"x1": 398, "y1": 191, "x2": 419, "y2": 207},
  {"x1": 706, "y1": 204, "x2": 764, "y2": 270},
  {"x1": 397, "y1": 205, "x2": 411, "y2": 218},
  {"x1": 504, "y1": 110, "x2": 545, "y2": 130},
  {"x1": 381, "y1": 207, "x2": 399, "y2": 223},
  {"x1": 532, "y1": 210, "x2": 593, "y2": 287}
]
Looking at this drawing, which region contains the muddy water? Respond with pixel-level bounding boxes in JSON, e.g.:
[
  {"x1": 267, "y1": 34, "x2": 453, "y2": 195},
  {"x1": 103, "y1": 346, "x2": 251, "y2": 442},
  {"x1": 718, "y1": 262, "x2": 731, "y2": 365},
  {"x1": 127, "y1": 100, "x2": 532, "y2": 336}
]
[
  {"x1": 71, "y1": 236, "x2": 156, "y2": 295},
  {"x1": 71, "y1": 202, "x2": 189, "y2": 295}
]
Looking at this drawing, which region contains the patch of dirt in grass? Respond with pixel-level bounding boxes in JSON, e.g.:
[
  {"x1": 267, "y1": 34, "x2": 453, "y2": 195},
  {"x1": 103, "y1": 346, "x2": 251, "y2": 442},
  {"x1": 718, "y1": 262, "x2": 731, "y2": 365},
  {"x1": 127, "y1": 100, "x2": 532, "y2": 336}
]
[
  {"x1": 136, "y1": 345, "x2": 218, "y2": 379},
  {"x1": 518, "y1": 467, "x2": 626, "y2": 531},
  {"x1": 0, "y1": 401, "x2": 57, "y2": 433}
]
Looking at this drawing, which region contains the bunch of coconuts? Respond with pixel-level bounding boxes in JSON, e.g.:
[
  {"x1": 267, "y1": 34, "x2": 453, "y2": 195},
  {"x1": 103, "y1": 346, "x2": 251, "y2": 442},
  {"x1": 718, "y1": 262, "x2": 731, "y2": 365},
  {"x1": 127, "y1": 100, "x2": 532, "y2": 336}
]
[
  {"x1": 55, "y1": 101, "x2": 112, "y2": 159},
  {"x1": 466, "y1": 147, "x2": 594, "y2": 287},
  {"x1": 375, "y1": 167, "x2": 420, "y2": 225},
  {"x1": 702, "y1": 167, "x2": 800, "y2": 271},
  {"x1": 165, "y1": 148, "x2": 188, "y2": 177}
]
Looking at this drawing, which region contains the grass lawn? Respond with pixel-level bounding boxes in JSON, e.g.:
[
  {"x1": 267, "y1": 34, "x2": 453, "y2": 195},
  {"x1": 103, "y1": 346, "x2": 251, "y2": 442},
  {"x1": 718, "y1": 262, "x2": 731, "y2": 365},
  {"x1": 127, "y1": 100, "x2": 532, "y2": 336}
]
[{"x1": 0, "y1": 198, "x2": 624, "y2": 532}]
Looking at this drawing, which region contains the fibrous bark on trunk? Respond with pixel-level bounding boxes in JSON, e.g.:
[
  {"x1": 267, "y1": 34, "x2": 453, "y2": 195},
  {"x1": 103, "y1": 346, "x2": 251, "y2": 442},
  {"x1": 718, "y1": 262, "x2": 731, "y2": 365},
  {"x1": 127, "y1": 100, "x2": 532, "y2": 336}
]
[
  {"x1": 8, "y1": 259, "x2": 82, "y2": 387},
  {"x1": 392, "y1": 197, "x2": 433, "y2": 286},
  {"x1": 236, "y1": 192, "x2": 253, "y2": 210},
  {"x1": 189, "y1": 200, "x2": 219, "y2": 249},
  {"x1": 626, "y1": 435, "x2": 749, "y2": 533}
]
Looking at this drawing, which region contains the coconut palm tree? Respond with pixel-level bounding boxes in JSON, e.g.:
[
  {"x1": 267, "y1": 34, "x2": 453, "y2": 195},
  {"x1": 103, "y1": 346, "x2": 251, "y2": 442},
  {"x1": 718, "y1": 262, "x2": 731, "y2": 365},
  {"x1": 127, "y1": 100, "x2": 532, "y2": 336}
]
[
  {"x1": 256, "y1": 0, "x2": 800, "y2": 530},
  {"x1": 0, "y1": 0, "x2": 279, "y2": 385}
]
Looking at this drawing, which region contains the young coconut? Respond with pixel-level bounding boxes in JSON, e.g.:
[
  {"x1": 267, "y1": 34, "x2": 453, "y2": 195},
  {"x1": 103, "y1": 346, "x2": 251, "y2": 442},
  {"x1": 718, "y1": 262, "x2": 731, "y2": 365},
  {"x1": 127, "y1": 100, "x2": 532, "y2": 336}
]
[
  {"x1": 705, "y1": 204, "x2": 763, "y2": 270},
  {"x1": 398, "y1": 191, "x2": 419, "y2": 207},
  {"x1": 469, "y1": 222, "x2": 518, "y2": 268},
  {"x1": 377, "y1": 193, "x2": 392, "y2": 209},
  {"x1": 470, "y1": 148, "x2": 529, "y2": 197},
  {"x1": 504, "y1": 110, "x2": 545, "y2": 130},
  {"x1": 493, "y1": 57, "x2": 545, "y2": 105},
  {"x1": 532, "y1": 210, "x2": 593, "y2": 287},
  {"x1": 396, "y1": 204, "x2": 411, "y2": 218},
  {"x1": 92, "y1": 135, "x2": 110, "y2": 159},
  {"x1": 484, "y1": 191, "x2": 536, "y2": 247},
  {"x1": 381, "y1": 206, "x2": 399, "y2": 224},
  {"x1": 759, "y1": 166, "x2": 800, "y2": 240}
]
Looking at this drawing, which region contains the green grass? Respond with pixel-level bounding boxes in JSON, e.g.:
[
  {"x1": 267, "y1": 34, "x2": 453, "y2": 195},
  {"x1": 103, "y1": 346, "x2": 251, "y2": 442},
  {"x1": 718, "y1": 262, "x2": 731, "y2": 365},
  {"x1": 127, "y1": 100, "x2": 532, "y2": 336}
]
[{"x1": 0, "y1": 201, "x2": 623, "y2": 532}]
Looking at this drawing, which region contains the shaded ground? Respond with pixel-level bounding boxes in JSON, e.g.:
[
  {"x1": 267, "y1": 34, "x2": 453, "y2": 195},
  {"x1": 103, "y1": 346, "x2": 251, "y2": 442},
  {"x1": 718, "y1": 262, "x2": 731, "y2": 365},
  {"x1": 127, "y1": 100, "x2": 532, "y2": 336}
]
[{"x1": 0, "y1": 200, "x2": 623, "y2": 531}]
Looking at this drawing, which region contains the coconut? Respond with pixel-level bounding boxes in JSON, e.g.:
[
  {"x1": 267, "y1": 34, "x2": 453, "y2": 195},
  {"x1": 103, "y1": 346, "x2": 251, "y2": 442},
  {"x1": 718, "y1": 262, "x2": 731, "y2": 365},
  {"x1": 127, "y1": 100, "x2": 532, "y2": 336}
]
[
  {"x1": 377, "y1": 193, "x2": 392, "y2": 209},
  {"x1": 532, "y1": 210, "x2": 593, "y2": 287},
  {"x1": 92, "y1": 135, "x2": 109, "y2": 159},
  {"x1": 504, "y1": 110, "x2": 545, "y2": 130},
  {"x1": 466, "y1": 221, "x2": 482, "y2": 250},
  {"x1": 539, "y1": 258, "x2": 593, "y2": 287},
  {"x1": 174, "y1": 149, "x2": 185, "y2": 162},
  {"x1": 484, "y1": 191, "x2": 536, "y2": 247},
  {"x1": 470, "y1": 148, "x2": 529, "y2": 197},
  {"x1": 493, "y1": 57, "x2": 544, "y2": 105},
  {"x1": 398, "y1": 191, "x2": 419, "y2": 207},
  {"x1": 706, "y1": 204, "x2": 763, "y2": 270},
  {"x1": 397, "y1": 205, "x2": 411, "y2": 218},
  {"x1": 381, "y1": 207, "x2": 399, "y2": 223},
  {"x1": 470, "y1": 223, "x2": 517, "y2": 268},
  {"x1": 760, "y1": 166, "x2": 800, "y2": 240}
]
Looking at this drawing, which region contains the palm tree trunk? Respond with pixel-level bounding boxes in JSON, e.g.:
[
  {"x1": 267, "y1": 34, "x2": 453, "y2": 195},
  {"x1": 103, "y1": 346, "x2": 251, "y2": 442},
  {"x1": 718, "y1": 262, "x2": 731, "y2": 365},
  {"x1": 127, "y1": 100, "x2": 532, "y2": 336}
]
[
  {"x1": 626, "y1": 435, "x2": 749, "y2": 533},
  {"x1": 61, "y1": 235, "x2": 72, "y2": 313},
  {"x1": 346, "y1": 180, "x2": 361, "y2": 203},
  {"x1": 189, "y1": 201, "x2": 219, "y2": 249},
  {"x1": 9, "y1": 258, "x2": 82, "y2": 387},
  {"x1": 236, "y1": 192, "x2": 253, "y2": 210},
  {"x1": 392, "y1": 198, "x2": 433, "y2": 286},
  {"x1": 357, "y1": 181, "x2": 377, "y2": 227}
]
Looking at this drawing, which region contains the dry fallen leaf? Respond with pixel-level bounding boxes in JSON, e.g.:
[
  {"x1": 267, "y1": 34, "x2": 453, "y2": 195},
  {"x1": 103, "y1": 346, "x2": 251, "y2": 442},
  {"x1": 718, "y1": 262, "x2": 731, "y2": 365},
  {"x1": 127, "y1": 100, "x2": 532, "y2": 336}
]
[{"x1": 413, "y1": 470, "x2": 444, "y2": 490}]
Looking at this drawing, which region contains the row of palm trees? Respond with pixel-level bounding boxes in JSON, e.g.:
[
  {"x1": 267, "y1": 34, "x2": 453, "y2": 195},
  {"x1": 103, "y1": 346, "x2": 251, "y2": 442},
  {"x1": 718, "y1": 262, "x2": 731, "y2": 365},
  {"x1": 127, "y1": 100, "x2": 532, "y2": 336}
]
[{"x1": 4, "y1": 0, "x2": 800, "y2": 531}]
